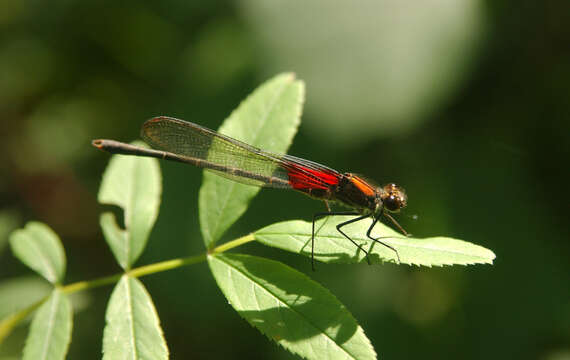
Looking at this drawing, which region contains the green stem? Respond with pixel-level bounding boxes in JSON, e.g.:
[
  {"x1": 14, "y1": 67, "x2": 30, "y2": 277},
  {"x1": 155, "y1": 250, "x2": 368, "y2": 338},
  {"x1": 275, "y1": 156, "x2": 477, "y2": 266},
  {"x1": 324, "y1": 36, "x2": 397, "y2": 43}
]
[
  {"x1": 0, "y1": 233, "x2": 256, "y2": 344},
  {"x1": 61, "y1": 273, "x2": 123, "y2": 295},
  {"x1": 127, "y1": 253, "x2": 206, "y2": 279},
  {"x1": 210, "y1": 233, "x2": 255, "y2": 254},
  {"x1": 0, "y1": 300, "x2": 44, "y2": 344}
]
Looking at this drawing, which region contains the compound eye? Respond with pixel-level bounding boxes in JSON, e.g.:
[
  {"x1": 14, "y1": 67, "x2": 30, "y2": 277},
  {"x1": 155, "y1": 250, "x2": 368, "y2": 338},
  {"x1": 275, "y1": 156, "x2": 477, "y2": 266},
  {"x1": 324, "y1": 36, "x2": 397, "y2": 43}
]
[
  {"x1": 381, "y1": 183, "x2": 407, "y2": 212},
  {"x1": 384, "y1": 195, "x2": 400, "y2": 212}
]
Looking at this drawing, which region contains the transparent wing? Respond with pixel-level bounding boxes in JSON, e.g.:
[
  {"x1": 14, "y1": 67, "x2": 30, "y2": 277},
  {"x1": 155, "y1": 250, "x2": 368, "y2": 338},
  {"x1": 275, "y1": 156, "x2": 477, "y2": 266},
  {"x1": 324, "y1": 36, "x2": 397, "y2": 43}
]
[{"x1": 141, "y1": 116, "x2": 341, "y2": 189}]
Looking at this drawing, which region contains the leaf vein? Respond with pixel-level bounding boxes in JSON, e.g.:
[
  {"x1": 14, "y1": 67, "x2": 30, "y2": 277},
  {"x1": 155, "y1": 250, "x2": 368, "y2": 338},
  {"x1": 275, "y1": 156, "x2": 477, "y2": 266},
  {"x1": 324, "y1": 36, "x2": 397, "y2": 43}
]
[{"x1": 218, "y1": 257, "x2": 359, "y2": 359}]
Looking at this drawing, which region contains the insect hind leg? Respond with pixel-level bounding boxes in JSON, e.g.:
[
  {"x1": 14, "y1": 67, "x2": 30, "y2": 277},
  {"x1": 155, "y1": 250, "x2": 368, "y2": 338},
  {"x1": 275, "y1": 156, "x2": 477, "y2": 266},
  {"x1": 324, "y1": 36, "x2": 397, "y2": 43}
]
[
  {"x1": 311, "y1": 211, "x2": 369, "y2": 271},
  {"x1": 366, "y1": 216, "x2": 401, "y2": 263}
]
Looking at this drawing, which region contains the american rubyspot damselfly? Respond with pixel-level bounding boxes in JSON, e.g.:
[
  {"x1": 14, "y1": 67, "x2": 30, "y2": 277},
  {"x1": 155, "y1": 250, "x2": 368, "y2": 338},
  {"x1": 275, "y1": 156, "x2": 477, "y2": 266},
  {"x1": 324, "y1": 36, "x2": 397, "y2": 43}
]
[{"x1": 92, "y1": 116, "x2": 409, "y2": 270}]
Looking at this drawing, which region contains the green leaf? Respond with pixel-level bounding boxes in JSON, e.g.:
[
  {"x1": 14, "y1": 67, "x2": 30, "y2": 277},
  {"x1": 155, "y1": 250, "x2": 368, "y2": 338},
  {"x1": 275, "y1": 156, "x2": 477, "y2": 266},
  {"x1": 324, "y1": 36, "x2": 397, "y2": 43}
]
[
  {"x1": 98, "y1": 141, "x2": 161, "y2": 269},
  {"x1": 0, "y1": 277, "x2": 53, "y2": 320},
  {"x1": 199, "y1": 73, "x2": 304, "y2": 248},
  {"x1": 208, "y1": 254, "x2": 376, "y2": 360},
  {"x1": 102, "y1": 275, "x2": 168, "y2": 360},
  {"x1": 9, "y1": 222, "x2": 66, "y2": 284},
  {"x1": 254, "y1": 216, "x2": 496, "y2": 267},
  {"x1": 0, "y1": 277, "x2": 53, "y2": 345},
  {"x1": 22, "y1": 289, "x2": 72, "y2": 360}
]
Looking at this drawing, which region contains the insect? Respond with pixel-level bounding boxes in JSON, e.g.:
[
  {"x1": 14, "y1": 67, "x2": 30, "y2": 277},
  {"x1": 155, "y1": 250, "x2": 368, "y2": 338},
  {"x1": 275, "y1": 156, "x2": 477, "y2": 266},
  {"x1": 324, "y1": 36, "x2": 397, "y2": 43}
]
[{"x1": 92, "y1": 116, "x2": 409, "y2": 270}]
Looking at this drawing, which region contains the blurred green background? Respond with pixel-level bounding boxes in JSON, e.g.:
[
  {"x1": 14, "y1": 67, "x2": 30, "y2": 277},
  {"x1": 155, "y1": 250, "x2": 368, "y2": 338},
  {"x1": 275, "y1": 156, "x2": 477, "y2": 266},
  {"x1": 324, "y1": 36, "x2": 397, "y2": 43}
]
[{"x1": 1, "y1": 1, "x2": 568, "y2": 359}]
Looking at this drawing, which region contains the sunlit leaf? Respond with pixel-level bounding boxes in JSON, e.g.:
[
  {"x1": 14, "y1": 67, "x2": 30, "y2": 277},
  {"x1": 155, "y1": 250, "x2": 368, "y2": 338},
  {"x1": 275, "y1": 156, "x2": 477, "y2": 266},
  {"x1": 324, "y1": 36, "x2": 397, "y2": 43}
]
[
  {"x1": 0, "y1": 277, "x2": 53, "y2": 320},
  {"x1": 0, "y1": 277, "x2": 90, "y2": 346},
  {"x1": 9, "y1": 222, "x2": 66, "y2": 284},
  {"x1": 209, "y1": 254, "x2": 376, "y2": 360},
  {"x1": 22, "y1": 289, "x2": 72, "y2": 360},
  {"x1": 102, "y1": 275, "x2": 168, "y2": 360},
  {"x1": 98, "y1": 141, "x2": 161, "y2": 269},
  {"x1": 199, "y1": 73, "x2": 304, "y2": 248},
  {"x1": 255, "y1": 216, "x2": 496, "y2": 267}
]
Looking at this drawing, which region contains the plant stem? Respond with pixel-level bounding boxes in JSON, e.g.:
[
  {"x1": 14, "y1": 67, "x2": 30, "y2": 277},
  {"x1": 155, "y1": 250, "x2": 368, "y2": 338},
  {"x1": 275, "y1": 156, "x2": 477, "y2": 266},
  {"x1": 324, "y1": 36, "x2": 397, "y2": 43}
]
[
  {"x1": 61, "y1": 273, "x2": 123, "y2": 294},
  {"x1": 60, "y1": 233, "x2": 255, "y2": 295},
  {"x1": 127, "y1": 253, "x2": 206, "y2": 279},
  {"x1": 0, "y1": 300, "x2": 44, "y2": 344},
  {"x1": 0, "y1": 233, "x2": 256, "y2": 344},
  {"x1": 210, "y1": 233, "x2": 255, "y2": 254}
]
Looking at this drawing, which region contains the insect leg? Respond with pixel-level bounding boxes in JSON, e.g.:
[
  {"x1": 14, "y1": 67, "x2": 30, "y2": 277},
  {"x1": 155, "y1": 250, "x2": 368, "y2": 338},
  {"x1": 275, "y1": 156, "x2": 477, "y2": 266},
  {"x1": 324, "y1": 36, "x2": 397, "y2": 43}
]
[
  {"x1": 366, "y1": 212, "x2": 401, "y2": 263},
  {"x1": 311, "y1": 211, "x2": 360, "y2": 271},
  {"x1": 335, "y1": 214, "x2": 373, "y2": 265}
]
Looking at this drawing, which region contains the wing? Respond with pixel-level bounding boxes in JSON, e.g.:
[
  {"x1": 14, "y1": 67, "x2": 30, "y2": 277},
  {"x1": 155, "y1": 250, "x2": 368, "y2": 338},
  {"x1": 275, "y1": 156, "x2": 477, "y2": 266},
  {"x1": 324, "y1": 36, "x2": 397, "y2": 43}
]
[{"x1": 141, "y1": 116, "x2": 341, "y2": 190}]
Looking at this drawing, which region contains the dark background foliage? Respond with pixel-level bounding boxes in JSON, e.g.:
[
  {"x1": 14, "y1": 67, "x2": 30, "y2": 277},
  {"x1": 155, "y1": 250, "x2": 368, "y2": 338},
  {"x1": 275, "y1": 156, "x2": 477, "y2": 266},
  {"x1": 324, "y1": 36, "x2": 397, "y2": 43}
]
[{"x1": 1, "y1": 1, "x2": 568, "y2": 359}]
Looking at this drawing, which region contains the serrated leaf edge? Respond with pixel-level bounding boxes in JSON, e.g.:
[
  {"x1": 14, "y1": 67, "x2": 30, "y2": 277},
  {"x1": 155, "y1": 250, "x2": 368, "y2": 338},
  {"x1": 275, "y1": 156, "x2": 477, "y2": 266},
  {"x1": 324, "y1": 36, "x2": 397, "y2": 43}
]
[
  {"x1": 210, "y1": 254, "x2": 373, "y2": 360},
  {"x1": 255, "y1": 229, "x2": 496, "y2": 267}
]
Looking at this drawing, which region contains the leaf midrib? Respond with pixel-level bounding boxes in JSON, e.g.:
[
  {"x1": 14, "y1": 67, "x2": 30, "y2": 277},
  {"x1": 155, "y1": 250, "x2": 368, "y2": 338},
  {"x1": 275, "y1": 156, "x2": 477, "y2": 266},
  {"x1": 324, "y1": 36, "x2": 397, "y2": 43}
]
[
  {"x1": 38, "y1": 291, "x2": 59, "y2": 360},
  {"x1": 258, "y1": 231, "x2": 492, "y2": 258},
  {"x1": 208, "y1": 79, "x2": 291, "y2": 244},
  {"x1": 215, "y1": 256, "x2": 360, "y2": 360}
]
